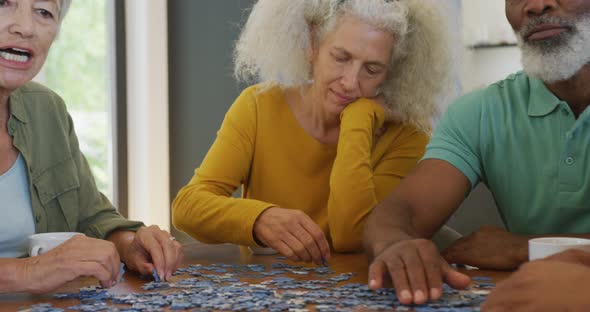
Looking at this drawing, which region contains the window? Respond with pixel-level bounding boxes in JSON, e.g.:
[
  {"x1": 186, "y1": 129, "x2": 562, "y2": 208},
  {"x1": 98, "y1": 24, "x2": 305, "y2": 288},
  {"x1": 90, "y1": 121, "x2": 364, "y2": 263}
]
[{"x1": 37, "y1": 0, "x2": 118, "y2": 204}]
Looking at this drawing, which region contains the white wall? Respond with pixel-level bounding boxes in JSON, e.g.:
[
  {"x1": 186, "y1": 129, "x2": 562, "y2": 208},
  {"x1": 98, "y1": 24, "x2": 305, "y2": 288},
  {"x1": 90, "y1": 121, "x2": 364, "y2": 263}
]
[
  {"x1": 125, "y1": 0, "x2": 170, "y2": 231},
  {"x1": 461, "y1": 1, "x2": 522, "y2": 92},
  {"x1": 463, "y1": 1, "x2": 515, "y2": 46},
  {"x1": 461, "y1": 47, "x2": 522, "y2": 92}
]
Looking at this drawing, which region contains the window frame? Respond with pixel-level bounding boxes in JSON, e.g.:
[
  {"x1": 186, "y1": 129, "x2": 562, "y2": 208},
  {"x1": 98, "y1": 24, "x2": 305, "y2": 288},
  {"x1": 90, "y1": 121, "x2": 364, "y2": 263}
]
[{"x1": 111, "y1": 0, "x2": 129, "y2": 217}]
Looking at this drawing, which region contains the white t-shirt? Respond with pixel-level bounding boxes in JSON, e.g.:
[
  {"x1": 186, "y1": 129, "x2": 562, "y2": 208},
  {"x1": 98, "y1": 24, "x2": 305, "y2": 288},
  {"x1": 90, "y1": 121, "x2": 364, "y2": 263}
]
[{"x1": 0, "y1": 154, "x2": 35, "y2": 258}]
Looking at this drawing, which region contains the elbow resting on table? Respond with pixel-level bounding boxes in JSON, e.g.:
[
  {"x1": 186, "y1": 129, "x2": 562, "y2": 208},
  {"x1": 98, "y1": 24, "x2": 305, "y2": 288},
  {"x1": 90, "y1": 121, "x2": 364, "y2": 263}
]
[
  {"x1": 171, "y1": 189, "x2": 218, "y2": 244},
  {"x1": 171, "y1": 192, "x2": 190, "y2": 232}
]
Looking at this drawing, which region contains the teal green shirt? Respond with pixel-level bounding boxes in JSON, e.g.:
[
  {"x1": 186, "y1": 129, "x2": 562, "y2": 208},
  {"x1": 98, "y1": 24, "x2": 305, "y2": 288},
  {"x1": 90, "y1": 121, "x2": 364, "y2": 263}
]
[
  {"x1": 424, "y1": 71, "x2": 590, "y2": 235},
  {"x1": 7, "y1": 82, "x2": 143, "y2": 239}
]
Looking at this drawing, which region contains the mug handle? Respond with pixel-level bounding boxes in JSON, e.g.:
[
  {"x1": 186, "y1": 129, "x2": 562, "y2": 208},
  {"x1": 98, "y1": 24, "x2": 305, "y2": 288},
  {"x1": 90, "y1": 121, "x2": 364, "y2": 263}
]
[{"x1": 30, "y1": 245, "x2": 44, "y2": 257}]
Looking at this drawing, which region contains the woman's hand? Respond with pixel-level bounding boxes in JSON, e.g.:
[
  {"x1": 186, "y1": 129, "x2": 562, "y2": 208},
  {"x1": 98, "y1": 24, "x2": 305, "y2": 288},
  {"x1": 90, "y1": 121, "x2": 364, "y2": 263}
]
[
  {"x1": 19, "y1": 235, "x2": 120, "y2": 294},
  {"x1": 110, "y1": 226, "x2": 184, "y2": 281},
  {"x1": 253, "y1": 207, "x2": 331, "y2": 265}
]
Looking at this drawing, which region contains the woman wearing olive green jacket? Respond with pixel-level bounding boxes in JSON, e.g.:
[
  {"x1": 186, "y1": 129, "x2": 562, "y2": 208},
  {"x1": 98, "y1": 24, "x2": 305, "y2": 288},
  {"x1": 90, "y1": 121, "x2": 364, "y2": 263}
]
[{"x1": 0, "y1": 0, "x2": 182, "y2": 293}]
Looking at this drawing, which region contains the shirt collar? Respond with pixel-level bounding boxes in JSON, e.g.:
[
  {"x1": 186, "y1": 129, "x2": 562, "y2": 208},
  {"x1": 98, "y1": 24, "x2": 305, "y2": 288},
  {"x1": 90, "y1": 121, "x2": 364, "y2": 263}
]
[
  {"x1": 527, "y1": 76, "x2": 563, "y2": 117},
  {"x1": 8, "y1": 89, "x2": 28, "y2": 124}
]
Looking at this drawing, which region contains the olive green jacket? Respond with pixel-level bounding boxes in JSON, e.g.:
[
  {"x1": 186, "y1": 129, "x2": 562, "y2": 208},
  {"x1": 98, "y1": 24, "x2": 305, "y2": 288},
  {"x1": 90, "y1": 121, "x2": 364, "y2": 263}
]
[{"x1": 7, "y1": 82, "x2": 143, "y2": 239}]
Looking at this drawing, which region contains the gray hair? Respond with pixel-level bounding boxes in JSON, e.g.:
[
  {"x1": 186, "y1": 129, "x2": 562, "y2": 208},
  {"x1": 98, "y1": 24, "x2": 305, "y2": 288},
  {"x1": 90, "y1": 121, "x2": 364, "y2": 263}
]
[
  {"x1": 59, "y1": 0, "x2": 72, "y2": 21},
  {"x1": 234, "y1": 0, "x2": 452, "y2": 132}
]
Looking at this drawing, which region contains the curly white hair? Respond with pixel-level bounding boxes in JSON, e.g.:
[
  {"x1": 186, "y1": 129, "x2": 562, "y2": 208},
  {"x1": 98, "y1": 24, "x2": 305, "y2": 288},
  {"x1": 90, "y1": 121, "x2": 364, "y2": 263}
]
[{"x1": 234, "y1": 0, "x2": 453, "y2": 132}]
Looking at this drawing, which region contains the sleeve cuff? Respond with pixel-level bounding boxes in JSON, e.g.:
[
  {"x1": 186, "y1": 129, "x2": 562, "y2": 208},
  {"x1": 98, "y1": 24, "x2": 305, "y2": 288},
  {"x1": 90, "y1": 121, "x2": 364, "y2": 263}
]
[
  {"x1": 422, "y1": 148, "x2": 481, "y2": 189},
  {"x1": 87, "y1": 219, "x2": 145, "y2": 239},
  {"x1": 242, "y1": 204, "x2": 277, "y2": 247}
]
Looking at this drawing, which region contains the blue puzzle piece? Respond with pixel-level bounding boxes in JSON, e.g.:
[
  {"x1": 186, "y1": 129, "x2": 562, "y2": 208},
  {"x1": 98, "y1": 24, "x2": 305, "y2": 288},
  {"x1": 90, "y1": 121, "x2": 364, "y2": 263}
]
[
  {"x1": 119, "y1": 263, "x2": 125, "y2": 283},
  {"x1": 152, "y1": 268, "x2": 161, "y2": 282},
  {"x1": 30, "y1": 260, "x2": 493, "y2": 312}
]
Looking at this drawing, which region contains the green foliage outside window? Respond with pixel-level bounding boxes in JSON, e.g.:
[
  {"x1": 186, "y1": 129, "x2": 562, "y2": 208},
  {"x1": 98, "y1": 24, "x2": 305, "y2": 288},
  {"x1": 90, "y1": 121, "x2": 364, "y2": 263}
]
[{"x1": 43, "y1": 0, "x2": 113, "y2": 201}]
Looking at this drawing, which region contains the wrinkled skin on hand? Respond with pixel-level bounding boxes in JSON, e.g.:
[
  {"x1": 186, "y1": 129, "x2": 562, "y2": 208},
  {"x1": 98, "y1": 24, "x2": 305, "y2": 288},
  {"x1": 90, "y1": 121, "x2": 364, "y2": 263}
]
[
  {"x1": 253, "y1": 207, "x2": 331, "y2": 265},
  {"x1": 20, "y1": 235, "x2": 120, "y2": 294},
  {"x1": 18, "y1": 226, "x2": 184, "y2": 294},
  {"x1": 116, "y1": 225, "x2": 184, "y2": 281}
]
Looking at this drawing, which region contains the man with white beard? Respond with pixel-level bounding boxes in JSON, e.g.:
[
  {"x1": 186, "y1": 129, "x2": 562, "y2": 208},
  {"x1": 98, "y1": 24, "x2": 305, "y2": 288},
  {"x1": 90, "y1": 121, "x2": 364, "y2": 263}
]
[{"x1": 362, "y1": 0, "x2": 590, "y2": 307}]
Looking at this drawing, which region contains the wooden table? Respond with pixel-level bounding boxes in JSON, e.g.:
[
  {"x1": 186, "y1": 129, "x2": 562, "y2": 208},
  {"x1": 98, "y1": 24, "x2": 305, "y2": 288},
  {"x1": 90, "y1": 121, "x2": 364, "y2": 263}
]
[{"x1": 0, "y1": 243, "x2": 510, "y2": 311}]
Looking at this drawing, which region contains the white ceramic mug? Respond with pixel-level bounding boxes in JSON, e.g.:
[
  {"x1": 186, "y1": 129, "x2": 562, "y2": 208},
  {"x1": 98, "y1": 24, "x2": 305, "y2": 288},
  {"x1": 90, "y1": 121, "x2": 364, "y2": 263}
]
[
  {"x1": 28, "y1": 232, "x2": 84, "y2": 256},
  {"x1": 528, "y1": 237, "x2": 590, "y2": 261}
]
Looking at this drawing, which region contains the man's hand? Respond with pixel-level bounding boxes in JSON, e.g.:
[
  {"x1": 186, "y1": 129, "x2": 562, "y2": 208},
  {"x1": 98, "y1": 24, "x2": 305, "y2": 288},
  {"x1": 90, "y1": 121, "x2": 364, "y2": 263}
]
[
  {"x1": 253, "y1": 207, "x2": 331, "y2": 265},
  {"x1": 544, "y1": 249, "x2": 590, "y2": 266},
  {"x1": 442, "y1": 226, "x2": 528, "y2": 270},
  {"x1": 482, "y1": 259, "x2": 590, "y2": 311},
  {"x1": 111, "y1": 226, "x2": 184, "y2": 281},
  {"x1": 368, "y1": 239, "x2": 471, "y2": 305},
  {"x1": 19, "y1": 235, "x2": 120, "y2": 293}
]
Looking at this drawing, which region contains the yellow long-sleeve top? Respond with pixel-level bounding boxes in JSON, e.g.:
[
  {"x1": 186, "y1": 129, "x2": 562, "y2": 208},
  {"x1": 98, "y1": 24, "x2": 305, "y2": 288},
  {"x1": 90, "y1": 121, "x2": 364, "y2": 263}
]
[{"x1": 172, "y1": 85, "x2": 429, "y2": 252}]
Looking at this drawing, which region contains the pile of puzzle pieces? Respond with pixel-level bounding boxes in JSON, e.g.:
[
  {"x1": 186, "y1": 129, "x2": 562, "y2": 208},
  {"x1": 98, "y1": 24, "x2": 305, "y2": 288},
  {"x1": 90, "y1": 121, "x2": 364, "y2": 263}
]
[{"x1": 21, "y1": 259, "x2": 494, "y2": 312}]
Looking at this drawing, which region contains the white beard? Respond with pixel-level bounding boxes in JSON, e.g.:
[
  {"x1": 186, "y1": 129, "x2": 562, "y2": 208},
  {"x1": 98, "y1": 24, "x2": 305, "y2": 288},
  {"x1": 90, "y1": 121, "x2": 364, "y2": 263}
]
[{"x1": 517, "y1": 14, "x2": 590, "y2": 83}]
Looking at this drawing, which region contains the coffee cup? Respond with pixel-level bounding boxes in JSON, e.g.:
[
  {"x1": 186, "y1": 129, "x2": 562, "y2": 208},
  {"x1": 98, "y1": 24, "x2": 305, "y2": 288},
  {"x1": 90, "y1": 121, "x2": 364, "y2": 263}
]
[
  {"x1": 528, "y1": 237, "x2": 590, "y2": 261},
  {"x1": 29, "y1": 232, "x2": 84, "y2": 256}
]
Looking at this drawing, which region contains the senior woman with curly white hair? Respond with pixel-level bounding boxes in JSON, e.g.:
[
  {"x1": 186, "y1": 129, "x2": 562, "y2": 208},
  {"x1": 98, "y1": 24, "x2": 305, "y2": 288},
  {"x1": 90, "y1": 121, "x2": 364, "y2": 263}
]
[
  {"x1": 0, "y1": 0, "x2": 183, "y2": 293},
  {"x1": 173, "y1": 0, "x2": 452, "y2": 264}
]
